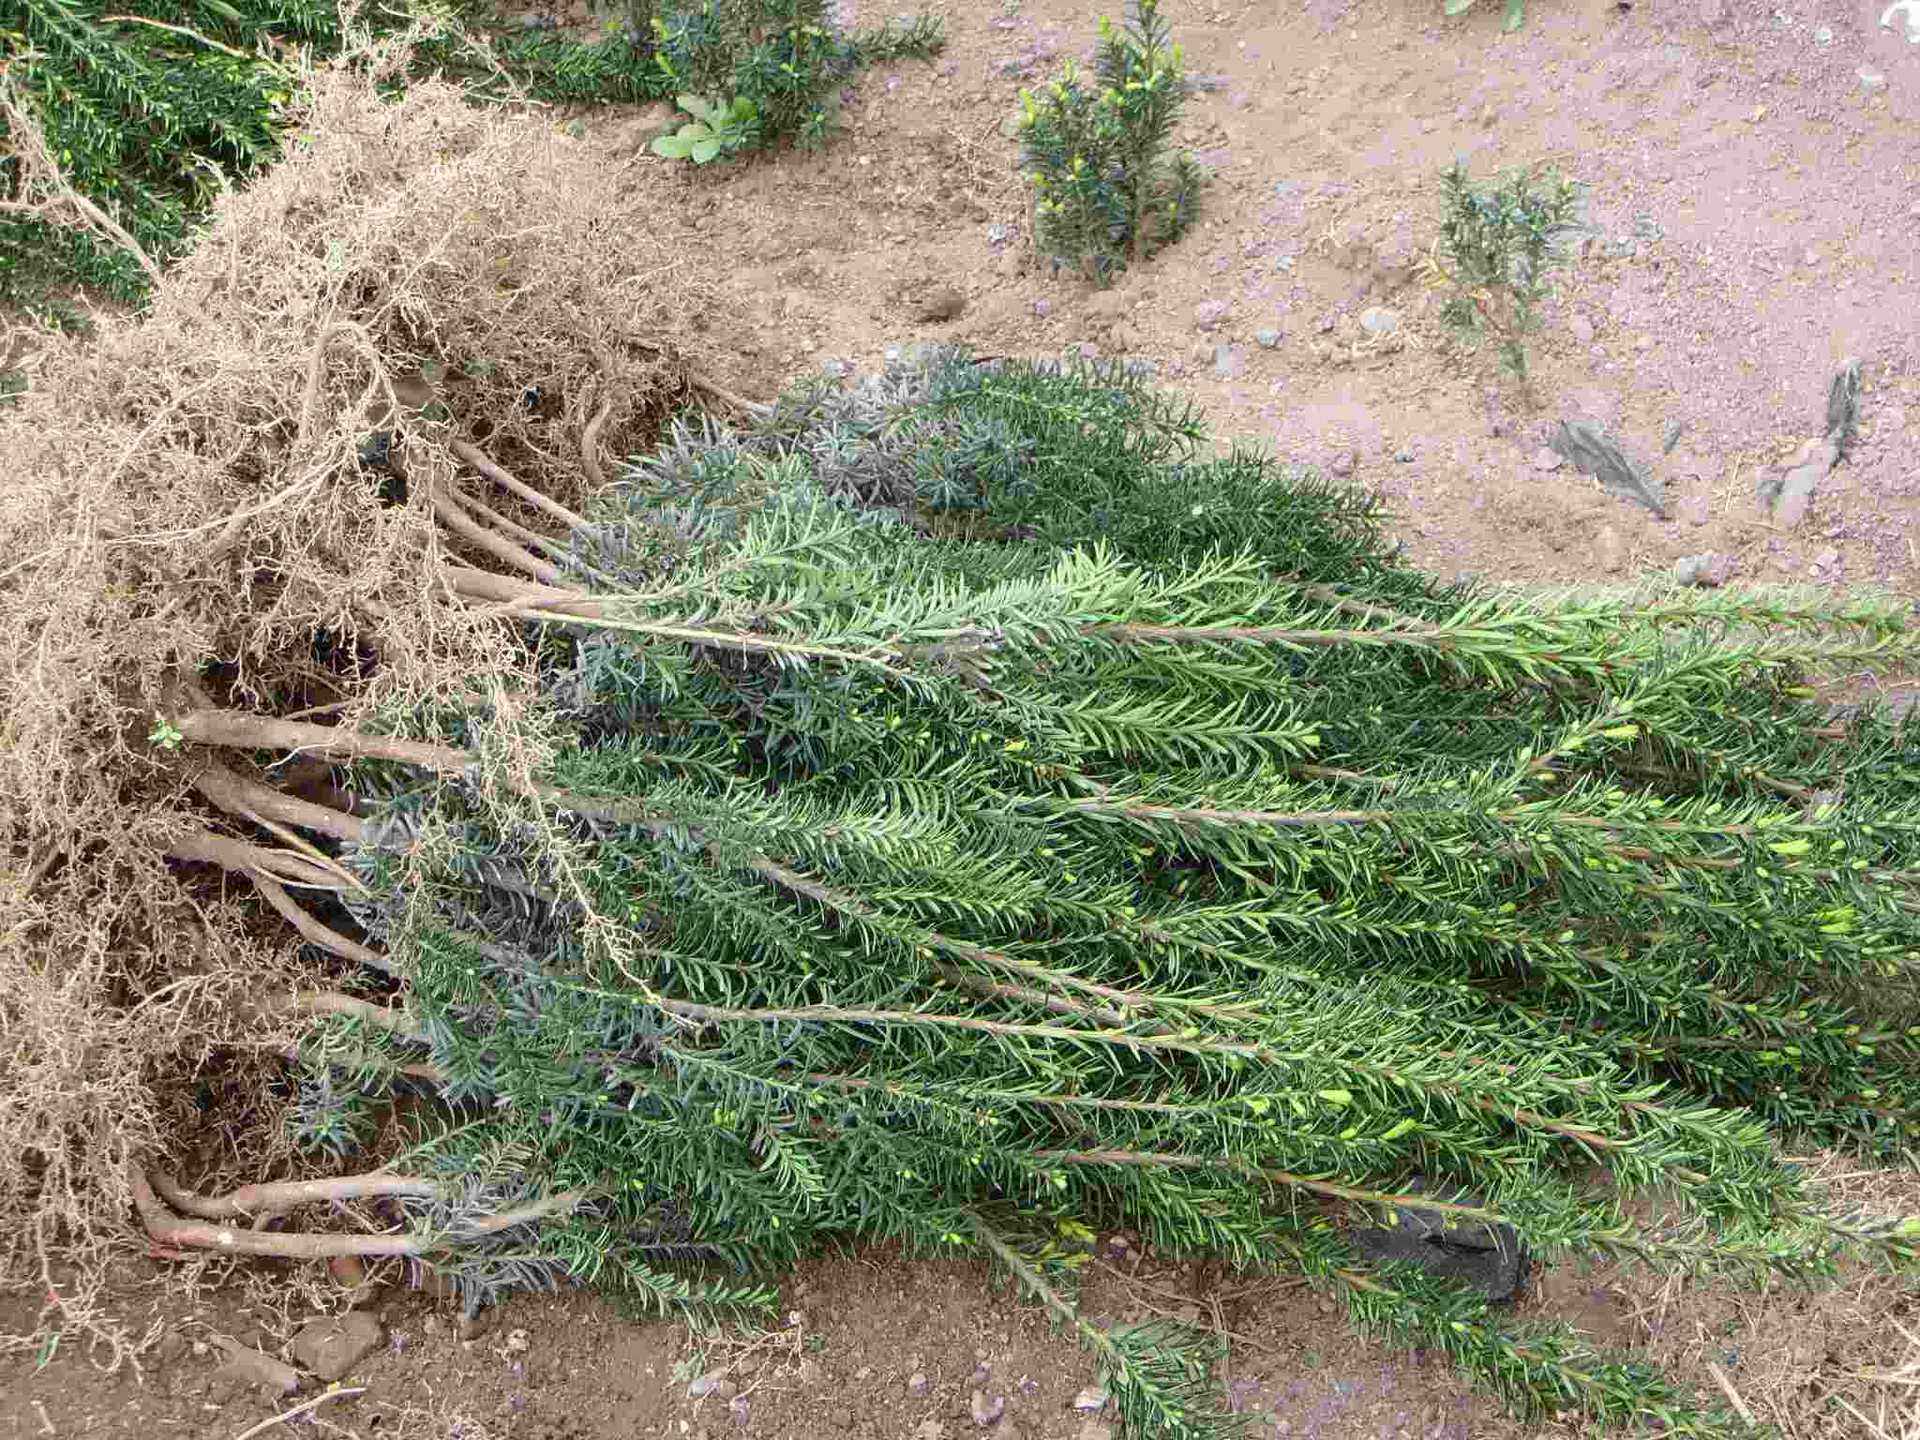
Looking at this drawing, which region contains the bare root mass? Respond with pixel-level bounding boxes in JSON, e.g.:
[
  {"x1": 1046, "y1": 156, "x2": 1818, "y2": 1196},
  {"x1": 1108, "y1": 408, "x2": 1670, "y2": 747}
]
[{"x1": 0, "y1": 59, "x2": 714, "y2": 1339}]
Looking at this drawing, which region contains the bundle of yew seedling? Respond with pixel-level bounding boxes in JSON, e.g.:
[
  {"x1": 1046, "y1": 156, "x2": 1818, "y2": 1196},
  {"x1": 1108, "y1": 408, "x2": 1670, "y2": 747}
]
[{"x1": 113, "y1": 347, "x2": 1920, "y2": 1436}]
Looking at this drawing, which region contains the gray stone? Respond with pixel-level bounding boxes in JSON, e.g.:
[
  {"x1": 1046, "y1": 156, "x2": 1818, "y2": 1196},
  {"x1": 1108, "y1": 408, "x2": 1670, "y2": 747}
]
[
  {"x1": 1814, "y1": 24, "x2": 1834, "y2": 44},
  {"x1": 1761, "y1": 437, "x2": 1840, "y2": 528},
  {"x1": 1674, "y1": 553, "x2": 1731, "y2": 587},
  {"x1": 1827, "y1": 356, "x2": 1863, "y2": 452},
  {"x1": 1213, "y1": 343, "x2": 1244, "y2": 380},
  {"x1": 1395, "y1": 449, "x2": 1415, "y2": 463},
  {"x1": 290, "y1": 1312, "x2": 382, "y2": 1383},
  {"x1": 1860, "y1": 68, "x2": 1889, "y2": 92},
  {"x1": 1347, "y1": 1190, "x2": 1527, "y2": 1301},
  {"x1": 689, "y1": 1374, "x2": 737, "y2": 1399},
  {"x1": 1254, "y1": 328, "x2": 1282, "y2": 350},
  {"x1": 1549, "y1": 420, "x2": 1666, "y2": 516},
  {"x1": 1358, "y1": 306, "x2": 1400, "y2": 337}
]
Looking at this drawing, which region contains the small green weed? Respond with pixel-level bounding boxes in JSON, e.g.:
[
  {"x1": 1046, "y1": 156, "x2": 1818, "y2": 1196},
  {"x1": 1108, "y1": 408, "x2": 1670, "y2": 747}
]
[
  {"x1": 1443, "y1": 0, "x2": 1528, "y2": 30},
  {"x1": 1425, "y1": 161, "x2": 1580, "y2": 380},
  {"x1": 1016, "y1": 0, "x2": 1204, "y2": 282},
  {"x1": 652, "y1": 93, "x2": 759, "y2": 162}
]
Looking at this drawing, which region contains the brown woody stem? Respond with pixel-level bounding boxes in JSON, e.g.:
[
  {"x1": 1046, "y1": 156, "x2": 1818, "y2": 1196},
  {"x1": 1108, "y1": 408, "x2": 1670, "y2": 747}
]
[{"x1": 450, "y1": 439, "x2": 590, "y2": 532}]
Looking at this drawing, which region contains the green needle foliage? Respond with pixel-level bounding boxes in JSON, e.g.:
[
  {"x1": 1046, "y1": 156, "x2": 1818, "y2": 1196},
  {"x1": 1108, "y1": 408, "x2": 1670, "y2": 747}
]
[
  {"x1": 291, "y1": 349, "x2": 1920, "y2": 1437},
  {"x1": 1017, "y1": 0, "x2": 1204, "y2": 282},
  {"x1": 0, "y1": 0, "x2": 938, "y2": 319},
  {"x1": 1428, "y1": 161, "x2": 1579, "y2": 380}
]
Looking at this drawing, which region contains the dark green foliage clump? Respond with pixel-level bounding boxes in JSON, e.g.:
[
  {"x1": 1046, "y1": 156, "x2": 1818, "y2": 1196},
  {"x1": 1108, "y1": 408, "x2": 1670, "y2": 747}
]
[
  {"x1": 1017, "y1": 0, "x2": 1204, "y2": 281},
  {"x1": 0, "y1": 0, "x2": 938, "y2": 320},
  {"x1": 1429, "y1": 161, "x2": 1580, "y2": 379},
  {"x1": 295, "y1": 350, "x2": 1920, "y2": 1437}
]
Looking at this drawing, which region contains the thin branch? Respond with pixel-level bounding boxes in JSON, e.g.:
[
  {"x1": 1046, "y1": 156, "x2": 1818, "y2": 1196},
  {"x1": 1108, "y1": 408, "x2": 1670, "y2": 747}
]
[{"x1": 230, "y1": 1388, "x2": 367, "y2": 1440}]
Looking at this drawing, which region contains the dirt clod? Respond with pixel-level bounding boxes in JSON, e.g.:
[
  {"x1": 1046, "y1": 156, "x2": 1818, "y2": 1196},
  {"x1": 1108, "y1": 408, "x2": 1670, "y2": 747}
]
[
  {"x1": 911, "y1": 285, "x2": 969, "y2": 322},
  {"x1": 213, "y1": 1337, "x2": 301, "y2": 1396},
  {"x1": 291, "y1": 1312, "x2": 383, "y2": 1383}
]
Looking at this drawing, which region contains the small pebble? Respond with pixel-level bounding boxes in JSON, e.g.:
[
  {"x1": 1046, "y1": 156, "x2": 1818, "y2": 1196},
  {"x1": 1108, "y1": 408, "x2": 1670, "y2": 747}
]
[
  {"x1": 1074, "y1": 1387, "x2": 1110, "y2": 1412},
  {"x1": 1569, "y1": 314, "x2": 1596, "y2": 344},
  {"x1": 1394, "y1": 449, "x2": 1415, "y2": 463},
  {"x1": 1255, "y1": 328, "x2": 1282, "y2": 349},
  {"x1": 1358, "y1": 306, "x2": 1400, "y2": 337},
  {"x1": 971, "y1": 1391, "x2": 1007, "y2": 1427},
  {"x1": 1859, "y1": 68, "x2": 1889, "y2": 92},
  {"x1": 1194, "y1": 299, "x2": 1231, "y2": 331},
  {"x1": 908, "y1": 1373, "x2": 931, "y2": 1396},
  {"x1": 1032, "y1": 298, "x2": 1051, "y2": 317},
  {"x1": 1330, "y1": 451, "x2": 1357, "y2": 478},
  {"x1": 1531, "y1": 446, "x2": 1564, "y2": 472},
  {"x1": 1213, "y1": 343, "x2": 1244, "y2": 380},
  {"x1": 1674, "y1": 552, "x2": 1728, "y2": 587},
  {"x1": 1814, "y1": 24, "x2": 1833, "y2": 44}
]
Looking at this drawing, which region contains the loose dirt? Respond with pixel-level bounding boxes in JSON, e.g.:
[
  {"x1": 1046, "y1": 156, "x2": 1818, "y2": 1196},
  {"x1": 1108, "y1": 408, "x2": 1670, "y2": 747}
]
[{"x1": 6, "y1": 0, "x2": 1920, "y2": 1436}]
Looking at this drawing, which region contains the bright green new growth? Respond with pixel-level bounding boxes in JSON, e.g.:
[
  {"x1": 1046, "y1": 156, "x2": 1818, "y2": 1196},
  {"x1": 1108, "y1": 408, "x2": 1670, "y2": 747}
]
[
  {"x1": 651, "y1": 92, "x2": 759, "y2": 162},
  {"x1": 298, "y1": 351, "x2": 1920, "y2": 1438},
  {"x1": 1017, "y1": 0, "x2": 1204, "y2": 281},
  {"x1": 1443, "y1": 0, "x2": 1528, "y2": 31},
  {"x1": 1428, "y1": 161, "x2": 1580, "y2": 380}
]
